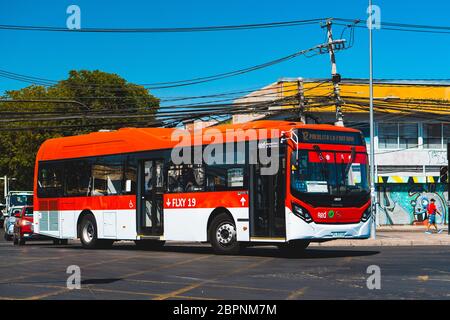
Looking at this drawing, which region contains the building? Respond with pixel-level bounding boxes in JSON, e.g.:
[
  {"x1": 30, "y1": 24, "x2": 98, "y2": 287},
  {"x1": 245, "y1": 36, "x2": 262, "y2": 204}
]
[{"x1": 233, "y1": 78, "x2": 450, "y2": 225}]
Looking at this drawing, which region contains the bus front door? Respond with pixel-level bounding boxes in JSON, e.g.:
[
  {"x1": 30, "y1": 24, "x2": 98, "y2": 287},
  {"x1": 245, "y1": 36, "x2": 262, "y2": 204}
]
[
  {"x1": 138, "y1": 160, "x2": 164, "y2": 236},
  {"x1": 249, "y1": 158, "x2": 286, "y2": 239}
]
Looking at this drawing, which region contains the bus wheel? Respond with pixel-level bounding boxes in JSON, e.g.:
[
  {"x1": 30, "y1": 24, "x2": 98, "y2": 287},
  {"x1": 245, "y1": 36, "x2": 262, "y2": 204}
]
[
  {"x1": 278, "y1": 240, "x2": 310, "y2": 257},
  {"x1": 134, "y1": 240, "x2": 165, "y2": 250},
  {"x1": 209, "y1": 213, "x2": 240, "y2": 255},
  {"x1": 80, "y1": 215, "x2": 99, "y2": 249}
]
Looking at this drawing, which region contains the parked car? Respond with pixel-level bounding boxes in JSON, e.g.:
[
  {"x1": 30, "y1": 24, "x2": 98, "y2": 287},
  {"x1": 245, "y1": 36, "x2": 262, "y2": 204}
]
[
  {"x1": 13, "y1": 206, "x2": 61, "y2": 245},
  {"x1": 0, "y1": 204, "x2": 6, "y2": 228},
  {"x1": 3, "y1": 207, "x2": 22, "y2": 241}
]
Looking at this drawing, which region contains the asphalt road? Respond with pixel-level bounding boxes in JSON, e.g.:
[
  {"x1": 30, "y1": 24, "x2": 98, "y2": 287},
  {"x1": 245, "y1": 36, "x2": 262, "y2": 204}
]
[{"x1": 0, "y1": 229, "x2": 449, "y2": 300}]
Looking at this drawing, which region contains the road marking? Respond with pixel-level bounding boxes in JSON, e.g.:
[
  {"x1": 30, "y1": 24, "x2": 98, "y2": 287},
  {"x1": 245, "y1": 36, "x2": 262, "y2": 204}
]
[
  {"x1": 15, "y1": 282, "x2": 218, "y2": 300},
  {"x1": 0, "y1": 253, "x2": 143, "y2": 285},
  {"x1": 287, "y1": 287, "x2": 308, "y2": 300},
  {"x1": 121, "y1": 254, "x2": 210, "y2": 278},
  {"x1": 0, "y1": 256, "x2": 66, "y2": 268},
  {"x1": 417, "y1": 275, "x2": 429, "y2": 281},
  {"x1": 152, "y1": 257, "x2": 274, "y2": 300},
  {"x1": 126, "y1": 278, "x2": 290, "y2": 293}
]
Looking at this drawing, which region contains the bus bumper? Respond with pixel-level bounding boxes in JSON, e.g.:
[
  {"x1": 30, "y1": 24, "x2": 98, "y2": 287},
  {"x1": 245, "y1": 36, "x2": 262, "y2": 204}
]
[{"x1": 286, "y1": 208, "x2": 372, "y2": 241}]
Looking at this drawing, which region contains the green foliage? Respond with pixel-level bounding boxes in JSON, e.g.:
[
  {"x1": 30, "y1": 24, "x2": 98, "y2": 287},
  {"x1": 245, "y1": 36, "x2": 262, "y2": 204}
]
[{"x1": 0, "y1": 70, "x2": 159, "y2": 192}]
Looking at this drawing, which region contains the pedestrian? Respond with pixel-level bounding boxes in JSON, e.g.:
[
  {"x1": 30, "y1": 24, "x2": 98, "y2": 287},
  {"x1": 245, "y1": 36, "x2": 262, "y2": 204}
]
[{"x1": 425, "y1": 198, "x2": 443, "y2": 234}]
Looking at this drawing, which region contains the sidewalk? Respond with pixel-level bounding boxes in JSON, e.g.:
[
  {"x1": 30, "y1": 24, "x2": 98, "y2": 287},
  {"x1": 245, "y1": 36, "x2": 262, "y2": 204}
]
[{"x1": 312, "y1": 227, "x2": 450, "y2": 247}]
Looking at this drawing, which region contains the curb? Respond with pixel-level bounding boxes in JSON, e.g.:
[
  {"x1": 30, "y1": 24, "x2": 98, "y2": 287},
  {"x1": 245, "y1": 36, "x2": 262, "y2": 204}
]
[
  {"x1": 376, "y1": 228, "x2": 449, "y2": 233},
  {"x1": 310, "y1": 239, "x2": 450, "y2": 247}
]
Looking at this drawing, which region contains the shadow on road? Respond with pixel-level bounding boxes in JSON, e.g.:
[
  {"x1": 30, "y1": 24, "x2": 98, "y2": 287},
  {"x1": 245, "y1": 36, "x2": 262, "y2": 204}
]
[{"x1": 31, "y1": 242, "x2": 380, "y2": 260}]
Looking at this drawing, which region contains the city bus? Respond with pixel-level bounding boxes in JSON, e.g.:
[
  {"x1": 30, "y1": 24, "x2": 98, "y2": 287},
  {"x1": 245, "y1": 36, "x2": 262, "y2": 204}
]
[{"x1": 33, "y1": 120, "x2": 371, "y2": 254}]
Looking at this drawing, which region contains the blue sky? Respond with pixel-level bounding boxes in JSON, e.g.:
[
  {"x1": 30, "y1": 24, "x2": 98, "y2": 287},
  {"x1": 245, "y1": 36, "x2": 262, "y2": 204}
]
[{"x1": 0, "y1": 0, "x2": 449, "y2": 102}]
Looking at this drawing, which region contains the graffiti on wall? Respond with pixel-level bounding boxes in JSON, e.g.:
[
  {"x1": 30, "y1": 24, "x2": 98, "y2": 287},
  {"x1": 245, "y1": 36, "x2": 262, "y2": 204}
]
[{"x1": 377, "y1": 184, "x2": 448, "y2": 225}]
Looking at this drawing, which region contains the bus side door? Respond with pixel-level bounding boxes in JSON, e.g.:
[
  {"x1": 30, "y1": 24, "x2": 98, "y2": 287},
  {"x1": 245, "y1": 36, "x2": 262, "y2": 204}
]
[{"x1": 137, "y1": 159, "x2": 164, "y2": 236}]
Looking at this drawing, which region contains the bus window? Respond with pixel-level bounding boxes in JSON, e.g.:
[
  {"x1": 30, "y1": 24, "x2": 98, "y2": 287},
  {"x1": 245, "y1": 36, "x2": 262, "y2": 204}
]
[
  {"x1": 205, "y1": 166, "x2": 246, "y2": 191},
  {"x1": 167, "y1": 164, "x2": 204, "y2": 193},
  {"x1": 92, "y1": 157, "x2": 123, "y2": 196},
  {"x1": 38, "y1": 163, "x2": 63, "y2": 198},
  {"x1": 123, "y1": 156, "x2": 137, "y2": 194},
  {"x1": 65, "y1": 160, "x2": 92, "y2": 197}
]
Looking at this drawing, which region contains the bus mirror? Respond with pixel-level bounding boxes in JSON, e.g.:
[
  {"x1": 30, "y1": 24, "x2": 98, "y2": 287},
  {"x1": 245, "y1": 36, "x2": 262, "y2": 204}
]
[{"x1": 125, "y1": 180, "x2": 132, "y2": 192}]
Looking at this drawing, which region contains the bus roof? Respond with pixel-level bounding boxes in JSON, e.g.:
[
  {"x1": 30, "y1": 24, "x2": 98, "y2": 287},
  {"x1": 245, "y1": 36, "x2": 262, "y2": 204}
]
[{"x1": 36, "y1": 120, "x2": 362, "y2": 161}]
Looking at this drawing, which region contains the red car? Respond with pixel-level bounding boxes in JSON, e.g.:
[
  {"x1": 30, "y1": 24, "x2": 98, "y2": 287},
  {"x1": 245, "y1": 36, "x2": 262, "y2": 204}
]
[
  {"x1": 13, "y1": 206, "x2": 43, "y2": 245},
  {"x1": 13, "y1": 206, "x2": 64, "y2": 245}
]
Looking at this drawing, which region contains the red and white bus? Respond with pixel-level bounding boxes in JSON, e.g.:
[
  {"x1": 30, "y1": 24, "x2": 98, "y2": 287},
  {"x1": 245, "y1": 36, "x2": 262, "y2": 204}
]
[{"x1": 33, "y1": 120, "x2": 371, "y2": 254}]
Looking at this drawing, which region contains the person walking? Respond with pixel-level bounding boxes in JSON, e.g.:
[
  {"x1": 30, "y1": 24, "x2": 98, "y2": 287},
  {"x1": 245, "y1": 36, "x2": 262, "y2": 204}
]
[{"x1": 425, "y1": 199, "x2": 443, "y2": 234}]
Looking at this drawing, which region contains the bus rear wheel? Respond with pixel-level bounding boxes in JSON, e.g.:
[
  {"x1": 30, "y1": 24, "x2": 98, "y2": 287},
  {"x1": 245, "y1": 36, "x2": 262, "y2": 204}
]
[
  {"x1": 80, "y1": 215, "x2": 100, "y2": 249},
  {"x1": 278, "y1": 240, "x2": 310, "y2": 256},
  {"x1": 209, "y1": 213, "x2": 240, "y2": 255}
]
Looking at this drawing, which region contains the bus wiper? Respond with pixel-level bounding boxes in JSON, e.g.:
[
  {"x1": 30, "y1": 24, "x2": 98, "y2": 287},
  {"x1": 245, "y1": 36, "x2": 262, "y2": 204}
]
[
  {"x1": 344, "y1": 147, "x2": 356, "y2": 178},
  {"x1": 313, "y1": 145, "x2": 330, "y2": 187},
  {"x1": 342, "y1": 147, "x2": 356, "y2": 193}
]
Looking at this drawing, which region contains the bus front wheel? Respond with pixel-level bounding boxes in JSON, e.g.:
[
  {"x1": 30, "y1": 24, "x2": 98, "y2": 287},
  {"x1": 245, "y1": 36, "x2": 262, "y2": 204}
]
[{"x1": 209, "y1": 213, "x2": 240, "y2": 255}]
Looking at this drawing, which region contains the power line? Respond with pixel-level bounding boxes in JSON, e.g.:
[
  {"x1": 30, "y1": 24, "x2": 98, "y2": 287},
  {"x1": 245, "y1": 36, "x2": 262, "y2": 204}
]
[
  {"x1": 0, "y1": 43, "x2": 339, "y2": 92},
  {"x1": 0, "y1": 41, "x2": 336, "y2": 90},
  {"x1": 333, "y1": 18, "x2": 450, "y2": 35},
  {"x1": 1, "y1": 17, "x2": 450, "y2": 35},
  {"x1": 0, "y1": 18, "x2": 326, "y2": 33}
]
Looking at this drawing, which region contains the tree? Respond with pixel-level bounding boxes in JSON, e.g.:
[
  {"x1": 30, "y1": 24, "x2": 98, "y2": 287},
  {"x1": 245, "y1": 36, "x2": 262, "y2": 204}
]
[{"x1": 0, "y1": 70, "x2": 159, "y2": 192}]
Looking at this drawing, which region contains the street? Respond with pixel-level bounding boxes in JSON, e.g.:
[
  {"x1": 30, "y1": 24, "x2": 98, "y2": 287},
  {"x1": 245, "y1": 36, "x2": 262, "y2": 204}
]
[{"x1": 0, "y1": 230, "x2": 449, "y2": 300}]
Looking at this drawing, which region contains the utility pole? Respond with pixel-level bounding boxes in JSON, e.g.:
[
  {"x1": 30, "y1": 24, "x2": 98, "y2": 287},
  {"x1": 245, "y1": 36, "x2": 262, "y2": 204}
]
[
  {"x1": 0, "y1": 175, "x2": 16, "y2": 202},
  {"x1": 3, "y1": 175, "x2": 7, "y2": 200},
  {"x1": 324, "y1": 19, "x2": 344, "y2": 127},
  {"x1": 369, "y1": 0, "x2": 377, "y2": 239},
  {"x1": 297, "y1": 78, "x2": 306, "y2": 123}
]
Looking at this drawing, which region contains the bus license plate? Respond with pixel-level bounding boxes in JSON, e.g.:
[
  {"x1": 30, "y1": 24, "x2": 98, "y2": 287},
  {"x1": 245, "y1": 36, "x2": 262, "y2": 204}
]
[{"x1": 331, "y1": 231, "x2": 346, "y2": 238}]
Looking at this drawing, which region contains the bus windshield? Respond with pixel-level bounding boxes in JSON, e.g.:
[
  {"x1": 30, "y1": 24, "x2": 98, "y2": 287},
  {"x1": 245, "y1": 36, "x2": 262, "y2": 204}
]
[{"x1": 290, "y1": 148, "x2": 369, "y2": 196}]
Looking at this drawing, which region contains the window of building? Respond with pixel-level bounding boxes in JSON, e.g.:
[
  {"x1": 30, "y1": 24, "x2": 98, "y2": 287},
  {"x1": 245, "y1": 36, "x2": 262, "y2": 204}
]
[
  {"x1": 443, "y1": 123, "x2": 450, "y2": 148},
  {"x1": 378, "y1": 123, "x2": 398, "y2": 149},
  {"x1": 399, "y1": 123, "x2": 418, "y2": 149},
  {"x1": 378, "y1": 122, "x2": 418, "y2": 149},
  {"x1": 423, "y1": 123, "x2": 442, "y2": 149}
]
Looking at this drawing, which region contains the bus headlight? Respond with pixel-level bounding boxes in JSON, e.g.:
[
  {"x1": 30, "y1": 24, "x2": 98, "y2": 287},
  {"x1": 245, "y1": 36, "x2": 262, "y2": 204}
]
[
  {"x1": 361, "y1": 206, "x2": 372, "y2": 222},
  {"x1": 292, "y1": 202, "x2": 313, "y2": 223}
]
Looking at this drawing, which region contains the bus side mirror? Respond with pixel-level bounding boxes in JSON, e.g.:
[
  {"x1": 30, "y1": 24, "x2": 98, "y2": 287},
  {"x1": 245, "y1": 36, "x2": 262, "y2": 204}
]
[{"x1": 125, "y1": 180, "x2": 132, "y2": 192}]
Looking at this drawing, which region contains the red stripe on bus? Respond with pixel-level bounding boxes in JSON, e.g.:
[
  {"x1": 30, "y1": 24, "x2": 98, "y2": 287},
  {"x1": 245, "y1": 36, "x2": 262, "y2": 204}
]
[
  {"x1": 164, "y1": 191, "x2": 249, "y2": 209},
  {"x1": 35, "y1": 195, "x2": 136, "y2": 211}
]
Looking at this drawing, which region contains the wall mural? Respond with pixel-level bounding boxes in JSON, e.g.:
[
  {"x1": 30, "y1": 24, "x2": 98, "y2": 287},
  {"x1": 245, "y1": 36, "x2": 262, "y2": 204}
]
[{"x1": 377, "y1": 184, "x2": 448, "y2": 225}]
